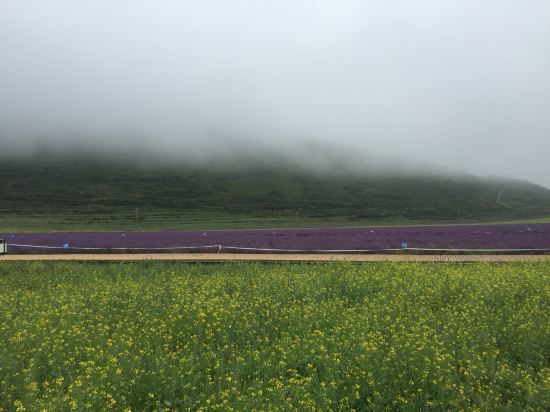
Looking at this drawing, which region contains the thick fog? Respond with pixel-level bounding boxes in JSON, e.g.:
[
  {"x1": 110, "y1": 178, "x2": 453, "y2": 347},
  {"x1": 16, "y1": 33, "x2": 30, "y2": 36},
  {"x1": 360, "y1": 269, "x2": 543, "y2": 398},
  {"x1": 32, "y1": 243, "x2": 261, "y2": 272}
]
[{"x1": 1, "y1": 1, "x2": 549, "y2": 186}]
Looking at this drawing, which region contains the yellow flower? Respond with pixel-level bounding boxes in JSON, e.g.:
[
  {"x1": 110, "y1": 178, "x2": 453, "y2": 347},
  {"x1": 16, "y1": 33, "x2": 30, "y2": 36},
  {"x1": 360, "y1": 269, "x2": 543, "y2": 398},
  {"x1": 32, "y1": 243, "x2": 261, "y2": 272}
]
[{"x1": 14, "y1": 400, "x2": 25, "y2": 412}]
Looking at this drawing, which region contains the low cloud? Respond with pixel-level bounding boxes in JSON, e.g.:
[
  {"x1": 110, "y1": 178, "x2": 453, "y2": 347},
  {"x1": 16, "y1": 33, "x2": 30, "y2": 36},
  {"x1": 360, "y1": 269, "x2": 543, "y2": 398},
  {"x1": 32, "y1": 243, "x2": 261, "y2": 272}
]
[{"x1": 1, "y1": 1, "x2": 549, "y2": 186}]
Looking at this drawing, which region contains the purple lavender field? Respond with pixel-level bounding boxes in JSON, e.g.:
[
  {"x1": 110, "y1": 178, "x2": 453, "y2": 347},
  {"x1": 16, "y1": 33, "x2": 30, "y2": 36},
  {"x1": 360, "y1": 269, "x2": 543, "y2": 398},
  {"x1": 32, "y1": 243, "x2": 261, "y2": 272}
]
[{"x1": 2, "y1": 223, "x2": 550, "y2": 254}]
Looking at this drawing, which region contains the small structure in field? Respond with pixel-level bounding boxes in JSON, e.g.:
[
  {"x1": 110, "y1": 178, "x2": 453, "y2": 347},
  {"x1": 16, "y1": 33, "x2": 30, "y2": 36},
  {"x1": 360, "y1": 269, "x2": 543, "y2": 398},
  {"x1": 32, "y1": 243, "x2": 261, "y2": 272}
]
[{"x1": 0, "y1": 239, "x2": 6, "y2": 254}]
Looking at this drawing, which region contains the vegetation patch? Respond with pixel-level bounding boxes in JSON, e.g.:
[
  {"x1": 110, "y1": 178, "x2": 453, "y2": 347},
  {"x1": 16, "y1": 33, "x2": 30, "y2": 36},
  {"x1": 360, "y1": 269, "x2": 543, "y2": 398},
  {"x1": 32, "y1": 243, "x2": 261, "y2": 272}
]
[
  {"x1": 2, "y1": 158, "x2": 550, "y2": 231},
  {"x1": 0, "y1": 262, "x2": 549, "y2": 410}
]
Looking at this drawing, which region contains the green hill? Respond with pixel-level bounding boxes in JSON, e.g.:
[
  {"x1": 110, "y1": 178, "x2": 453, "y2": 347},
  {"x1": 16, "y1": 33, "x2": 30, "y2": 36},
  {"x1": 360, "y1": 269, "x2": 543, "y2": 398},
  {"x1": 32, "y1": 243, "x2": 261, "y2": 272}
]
[{"x1": 1, "y1": 156, "x2": 550, "y2": 231}]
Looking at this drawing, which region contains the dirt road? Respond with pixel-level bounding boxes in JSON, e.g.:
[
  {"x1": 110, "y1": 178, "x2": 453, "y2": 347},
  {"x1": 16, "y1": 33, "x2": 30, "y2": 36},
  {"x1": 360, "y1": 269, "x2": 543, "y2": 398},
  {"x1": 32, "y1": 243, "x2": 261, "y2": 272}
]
[{"x1": 1, "y1": 253, "x2": 548, "y2": 262}]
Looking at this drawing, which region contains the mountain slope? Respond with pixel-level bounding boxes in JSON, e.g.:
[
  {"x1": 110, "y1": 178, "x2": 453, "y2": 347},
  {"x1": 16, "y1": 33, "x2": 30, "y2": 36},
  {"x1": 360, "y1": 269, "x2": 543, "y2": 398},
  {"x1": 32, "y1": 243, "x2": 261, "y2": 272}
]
[{"x1": 1, "y1": 157, "x2": 550, "y2": 230}]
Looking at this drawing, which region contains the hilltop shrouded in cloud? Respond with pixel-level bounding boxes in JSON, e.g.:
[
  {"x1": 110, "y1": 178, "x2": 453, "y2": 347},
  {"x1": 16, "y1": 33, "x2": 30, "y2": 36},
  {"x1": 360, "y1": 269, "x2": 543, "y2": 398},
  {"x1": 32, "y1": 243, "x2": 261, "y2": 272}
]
[{"x1": 1, "y1": 1, "x2": 549, "y2": 186}]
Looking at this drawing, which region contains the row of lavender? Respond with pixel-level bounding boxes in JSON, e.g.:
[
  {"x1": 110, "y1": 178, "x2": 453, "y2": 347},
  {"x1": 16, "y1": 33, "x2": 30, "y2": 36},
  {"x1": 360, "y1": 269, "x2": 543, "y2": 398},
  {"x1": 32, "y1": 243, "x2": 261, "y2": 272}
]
[{"x1": 2, "y1": 223, "x2": 550, "y2": 254}]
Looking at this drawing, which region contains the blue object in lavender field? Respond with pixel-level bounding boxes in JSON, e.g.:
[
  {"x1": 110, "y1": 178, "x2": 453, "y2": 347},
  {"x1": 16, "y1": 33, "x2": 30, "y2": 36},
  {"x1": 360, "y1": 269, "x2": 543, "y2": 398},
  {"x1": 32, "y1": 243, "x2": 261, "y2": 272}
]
[
  {"x1": 401, "y1": 242, "x2": 409, "y2": 248},
  {"x1": 1, "y1": 223, "x2": 549, "y2": 253},
  {"x1": 63, "y1": 243, "x2": 70, "y2": 248}
]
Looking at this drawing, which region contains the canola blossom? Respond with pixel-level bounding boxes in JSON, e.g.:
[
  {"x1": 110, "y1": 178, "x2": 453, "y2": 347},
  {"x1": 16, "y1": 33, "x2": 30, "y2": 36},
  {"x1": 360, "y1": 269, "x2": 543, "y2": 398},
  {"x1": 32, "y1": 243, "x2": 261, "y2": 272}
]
[{"x1": 0, "y1": 262, "x2": 549, "y2": 411}]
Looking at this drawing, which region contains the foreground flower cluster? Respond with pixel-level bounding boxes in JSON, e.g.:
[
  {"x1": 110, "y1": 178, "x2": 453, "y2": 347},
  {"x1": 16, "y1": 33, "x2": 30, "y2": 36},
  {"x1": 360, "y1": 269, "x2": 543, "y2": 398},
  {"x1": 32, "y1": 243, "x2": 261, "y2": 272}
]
[{"x1": 0, "y1": 261, "x2": 548, "y2": 411}]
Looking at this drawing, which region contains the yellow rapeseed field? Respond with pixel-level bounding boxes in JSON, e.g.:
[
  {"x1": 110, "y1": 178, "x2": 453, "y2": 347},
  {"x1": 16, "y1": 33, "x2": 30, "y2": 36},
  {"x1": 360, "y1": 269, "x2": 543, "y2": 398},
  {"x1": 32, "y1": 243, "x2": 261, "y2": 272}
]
[{"x1": 0, "y1": 262, "x2": 548, "y2": 411}]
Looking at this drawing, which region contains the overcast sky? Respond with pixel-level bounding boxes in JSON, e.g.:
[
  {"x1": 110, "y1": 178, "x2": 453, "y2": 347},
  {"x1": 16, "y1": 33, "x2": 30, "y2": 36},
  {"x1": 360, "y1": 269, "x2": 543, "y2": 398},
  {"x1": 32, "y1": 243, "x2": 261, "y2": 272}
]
[{"x1": 1, "y1": 1, "x2": 549, "y2": 186}]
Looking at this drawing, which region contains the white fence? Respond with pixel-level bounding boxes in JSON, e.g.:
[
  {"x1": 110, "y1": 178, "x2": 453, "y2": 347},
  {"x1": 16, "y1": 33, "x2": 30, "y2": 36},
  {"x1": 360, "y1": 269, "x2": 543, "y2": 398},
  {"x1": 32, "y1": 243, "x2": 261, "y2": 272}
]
[{"x1": 4, "y1": 242, "x2": 550, "y2": 255}]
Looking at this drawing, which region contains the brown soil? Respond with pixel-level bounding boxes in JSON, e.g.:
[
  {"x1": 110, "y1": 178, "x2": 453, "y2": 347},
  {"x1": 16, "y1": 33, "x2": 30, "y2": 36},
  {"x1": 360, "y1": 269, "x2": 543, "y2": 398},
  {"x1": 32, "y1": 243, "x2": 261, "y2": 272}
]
[{"x1": 1, "y1": 254, "x2": 548, "y2": 262}]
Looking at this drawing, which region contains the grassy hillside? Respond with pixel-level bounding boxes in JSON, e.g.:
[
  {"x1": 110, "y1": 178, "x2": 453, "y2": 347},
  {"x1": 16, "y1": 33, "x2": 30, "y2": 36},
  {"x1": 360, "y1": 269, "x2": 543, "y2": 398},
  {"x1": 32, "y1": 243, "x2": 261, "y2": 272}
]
[{"x1": 1, "y1": 157, "x2": 550, "y2": 231}]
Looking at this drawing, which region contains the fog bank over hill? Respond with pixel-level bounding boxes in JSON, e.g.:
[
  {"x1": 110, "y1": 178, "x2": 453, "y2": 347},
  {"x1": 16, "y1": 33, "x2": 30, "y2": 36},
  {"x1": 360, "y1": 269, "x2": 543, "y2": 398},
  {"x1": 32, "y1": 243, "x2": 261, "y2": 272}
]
[
  {"x1": 1, "y1": 1, "x2": 549, "y2": 187},
  {"x1": 0, "y1": 136, "x2": 462, "y2": 178}
]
